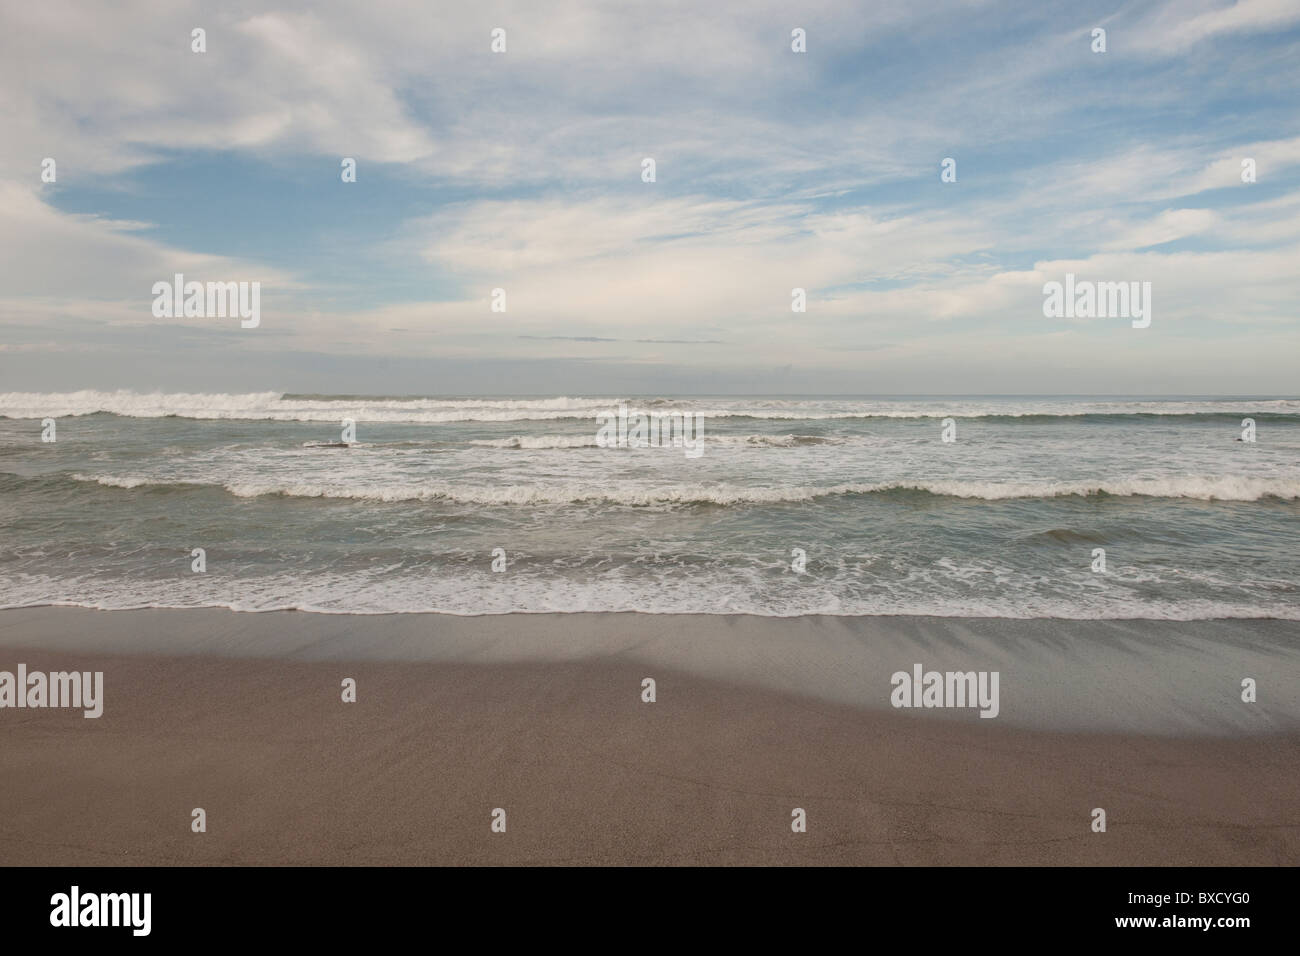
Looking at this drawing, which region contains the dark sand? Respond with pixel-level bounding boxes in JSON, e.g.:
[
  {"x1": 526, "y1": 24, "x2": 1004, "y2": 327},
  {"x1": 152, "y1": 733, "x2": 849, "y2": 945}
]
[{"x1": 0, "y1": 609, "x2": 1297, "y2": 865}]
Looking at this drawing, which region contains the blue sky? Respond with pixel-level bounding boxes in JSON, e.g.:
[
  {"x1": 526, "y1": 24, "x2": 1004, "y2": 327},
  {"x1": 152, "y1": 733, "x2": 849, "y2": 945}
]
[{"x1": 1, "y1": 0, "x2": 1298, "y2": 394}]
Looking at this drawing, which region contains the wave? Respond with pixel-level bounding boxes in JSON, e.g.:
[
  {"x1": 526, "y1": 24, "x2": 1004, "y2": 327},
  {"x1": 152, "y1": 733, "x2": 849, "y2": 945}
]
[
  {"x1": 3, "y1": 391, "x2": 1297, "y2": 423},
  {"x1": 470, "y1": 435, "x2": 602, "y2": 449},
  {"x1": 70, "y1": 473, "x2": 1300, "y2": 504},
  {"x1": 708, "y1": 434, "x2": 842, "y2": 446},
  {"x1": 470, "y1": 433, "x2": 839, "y2": 449},
  {"x1": 3, "y1": 560, "x2": 1296, "y2": 620},
  {"x1": 0, "y1": 391, "x2": 625, "y2": 423}
]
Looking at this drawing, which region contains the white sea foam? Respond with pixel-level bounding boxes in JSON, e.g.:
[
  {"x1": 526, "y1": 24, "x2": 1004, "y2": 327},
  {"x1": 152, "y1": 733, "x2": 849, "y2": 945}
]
[
  {"x1": 470, "y1": 435, "x2": 603, "y2": 449},
  {"x1": 470, "y1": 433, "x2": 841, "y2": 449},
  {"x1": 4, "y1": 390, "x2": 1297, "y2": 423},
  {"x1": 3, "y1": 570, "x2": 1297, "y2": 621},
  {"x1": 72, "y1": 473, "x2": 1300, "y2": 503},
  {"x1": 0, "y1": 391, "x2": 623, "y2": 423}
]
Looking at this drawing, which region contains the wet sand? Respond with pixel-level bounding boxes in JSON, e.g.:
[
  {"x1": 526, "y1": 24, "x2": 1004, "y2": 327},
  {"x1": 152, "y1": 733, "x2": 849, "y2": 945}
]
[{"x1": 0, "y1": 608, "x2": 1296, "y2": 865}]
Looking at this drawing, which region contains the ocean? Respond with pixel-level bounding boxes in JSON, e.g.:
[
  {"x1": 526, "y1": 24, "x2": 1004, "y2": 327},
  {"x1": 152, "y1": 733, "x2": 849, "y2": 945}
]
[{"x1": 1, "y1": 391, "x2": 1296, "y2": 619}]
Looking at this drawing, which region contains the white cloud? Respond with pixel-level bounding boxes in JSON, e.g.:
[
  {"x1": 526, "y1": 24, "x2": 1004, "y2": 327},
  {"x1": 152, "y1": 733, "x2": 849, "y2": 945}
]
[
  {"x1": 0, "y1": 182, "x2": 295, "y2": 313},
  {"x1": 1, "y1": 0, "x2": 1297, "y2": 392},
  {"x1": 1131, "y1": 0, "x2": 1300, "y2": 53}
]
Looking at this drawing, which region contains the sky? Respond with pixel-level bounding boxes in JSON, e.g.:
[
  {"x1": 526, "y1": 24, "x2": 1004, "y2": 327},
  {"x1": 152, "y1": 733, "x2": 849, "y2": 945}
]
[{"x1": 1, "y1": 0, "x2": 1298, "y2": 396}]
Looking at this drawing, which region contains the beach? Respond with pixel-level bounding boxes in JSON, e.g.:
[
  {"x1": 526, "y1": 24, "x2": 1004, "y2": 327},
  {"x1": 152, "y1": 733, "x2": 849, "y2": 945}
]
[
  {"x1": 2, "y1": 608, "x2": 1296, "y2": 866},
  {"x1": 6, "y1": 0, "x2": 1300, "y2": 893}
]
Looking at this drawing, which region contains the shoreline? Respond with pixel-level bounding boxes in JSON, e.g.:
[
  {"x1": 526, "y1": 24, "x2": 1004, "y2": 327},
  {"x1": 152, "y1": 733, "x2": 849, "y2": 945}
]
[
  {"x1": 8, "y1": 603, "x2": 1300, "y2": 621},
  {"x1": 1, "y1": 607, "x2": 1296, "y2": 735}
]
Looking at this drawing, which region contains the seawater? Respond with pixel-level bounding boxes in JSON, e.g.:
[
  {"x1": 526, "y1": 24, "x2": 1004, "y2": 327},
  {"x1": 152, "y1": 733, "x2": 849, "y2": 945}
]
[{"x1": 1, "y1": 392, "x2": 1296, "y2": 619}]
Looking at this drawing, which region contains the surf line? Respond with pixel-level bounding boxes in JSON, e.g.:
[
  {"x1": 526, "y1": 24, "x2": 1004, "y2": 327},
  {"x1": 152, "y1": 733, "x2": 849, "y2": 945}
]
[{"x1": 0, "y1": 664, "x2": 103, "y2": 718}]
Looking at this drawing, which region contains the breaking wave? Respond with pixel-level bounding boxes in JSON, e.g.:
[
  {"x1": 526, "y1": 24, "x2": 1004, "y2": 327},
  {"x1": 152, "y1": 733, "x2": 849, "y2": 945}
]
[
  {"x1": 71, "y1": 473, "x2": 1300, "y2": 504},
  {"x1": 4, "y1": 391, "x2": 1296, "y2": 423}
]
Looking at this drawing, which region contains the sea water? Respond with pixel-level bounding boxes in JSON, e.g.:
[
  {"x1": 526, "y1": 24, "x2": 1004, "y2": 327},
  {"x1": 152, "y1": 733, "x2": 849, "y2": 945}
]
[{"x1": 0, "y1": 392, "x2": 1296, "y2": 619}]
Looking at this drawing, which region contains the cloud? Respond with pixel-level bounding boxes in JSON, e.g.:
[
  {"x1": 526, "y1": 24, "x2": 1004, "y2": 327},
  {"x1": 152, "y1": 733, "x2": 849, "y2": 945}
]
[
  {"x1": 0, "y1": 183, "x2": 295, "y2": 307},
  {"x1": 0, "y1": 0, "x2": 1297, "y2": 392},
  {"x1": 1130, "y1": 0, "x2": 1300, "y2": 53}
]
